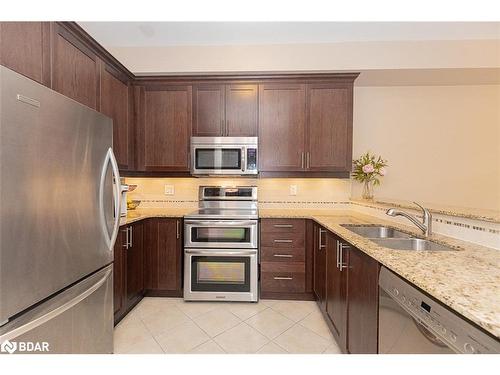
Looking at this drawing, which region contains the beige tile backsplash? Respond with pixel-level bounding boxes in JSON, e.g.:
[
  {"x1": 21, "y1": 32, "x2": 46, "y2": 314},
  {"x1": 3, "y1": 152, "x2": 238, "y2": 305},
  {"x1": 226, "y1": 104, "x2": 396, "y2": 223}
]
[{"x1": 126, "y1": 177, "x2": 351, "y2": 207}]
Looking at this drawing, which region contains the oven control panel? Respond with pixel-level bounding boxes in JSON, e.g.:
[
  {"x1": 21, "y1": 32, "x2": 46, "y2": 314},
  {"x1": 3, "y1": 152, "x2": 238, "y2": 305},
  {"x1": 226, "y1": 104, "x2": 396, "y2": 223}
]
[{"x1": 379, "y1": 267, "x2": 500, "y2": 354}]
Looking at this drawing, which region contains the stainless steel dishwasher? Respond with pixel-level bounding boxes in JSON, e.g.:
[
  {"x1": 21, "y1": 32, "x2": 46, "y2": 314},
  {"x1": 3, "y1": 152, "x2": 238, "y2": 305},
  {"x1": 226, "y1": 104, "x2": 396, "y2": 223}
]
[{"x1": 378, "y1": 267, "x2": 500, "y2": 354}]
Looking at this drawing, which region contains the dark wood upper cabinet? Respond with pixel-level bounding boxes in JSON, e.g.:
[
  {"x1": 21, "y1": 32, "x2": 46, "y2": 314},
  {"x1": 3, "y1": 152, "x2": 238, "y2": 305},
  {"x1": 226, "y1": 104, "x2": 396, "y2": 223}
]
[
  {"x1": 51, "y1": 23, "x2": 100, "y2": 110},
  {"x1": 136, "y1": 85, "x2": 192, "y2": 172},
  {"x1": 100, "y1": 63, "x2": 133, "y2": 170},
  {"x1": 0, "y1": 22, "x2": 51, "y2": 86},
  {"x1": 225, "y1": 84, "x2": 258, "y2": 136},
  {"x1": 144, "y1": 218, "x2": 183, "y2": 296},
  {"x1": 347, "y1": 246, "x2": 379, "y2": 354},
  {"x1": 192, "y1": 84, "x2": 258, "y2": 137},
  {"x1": 306, "y1": 83, "x2": 353, "y2": 172},
  {"x1": 192, "y1": 85, "x2": 225, "y2": 136},
  {"x1": 313, "y1": 223, "x2": 327, "y2": 310},
  {"x1": 325, "y1": 232, "x2": 348, "y2": 351},
  {"x1": 259, "y1": 83, "x2": 306, "y2": 171}
]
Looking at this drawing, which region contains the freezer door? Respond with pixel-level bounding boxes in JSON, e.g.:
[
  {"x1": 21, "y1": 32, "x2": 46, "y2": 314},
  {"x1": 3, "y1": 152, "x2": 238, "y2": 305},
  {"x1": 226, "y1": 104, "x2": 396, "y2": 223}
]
[
  {"x1": 0, "y1": 265, "x2": 113, "y2": 354},
  {"x1": 0, "y1": 66, "x2": 121, "y2": 324}
]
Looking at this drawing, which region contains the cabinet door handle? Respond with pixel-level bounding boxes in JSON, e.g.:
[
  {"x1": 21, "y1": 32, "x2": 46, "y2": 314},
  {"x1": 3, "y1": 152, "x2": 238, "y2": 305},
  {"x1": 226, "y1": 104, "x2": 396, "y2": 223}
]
[
  {"x1": 226, "y1": 120, "x2": 229, "y2": 136},
  {"x1": 306, "y1": 152, "x2": 310, "y2": 169},
  {"x1": 336, "y1": 241, "x2": 340, "y2": 269},
  {"x1": 338, "y1": 242, "x2": 349, "y2": 271},
  {"x1": 274, "y1": 239, "x2": 293, "y2": 243},
  {"x1": 273, "y1": 276, "x2": 293, "y2": 280},
  {"x1": 128, "y1": 226, "x2": 133, "y2": 248},
  {"x1": 319, "y1": 228, "x2": 326, "y2": 250},
  {"x1": 273, "y1": 224, "x2": 293, "y2": 228},
  {"x1": 301, "y1": 152, "x2": 304, "y2": 169},
  {"x1": 176, "y1": 220, "x2": 180, "y2": 239},
  {"x1": 122, "y1": 228, "x2": 129, "y2": 249},
  {"x1": 273, "y1": 254, "x2": 293, "y2": 258}
]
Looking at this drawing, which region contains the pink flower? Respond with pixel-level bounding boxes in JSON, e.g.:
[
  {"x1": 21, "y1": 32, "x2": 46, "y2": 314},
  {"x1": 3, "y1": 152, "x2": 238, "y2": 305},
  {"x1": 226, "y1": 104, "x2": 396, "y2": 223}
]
[
  {"x1": 379, "y1": 167, "x2": 387, "y2": 176},
  {"x1": 362, "y1": 164, "x2": 375, "y2": 173}
]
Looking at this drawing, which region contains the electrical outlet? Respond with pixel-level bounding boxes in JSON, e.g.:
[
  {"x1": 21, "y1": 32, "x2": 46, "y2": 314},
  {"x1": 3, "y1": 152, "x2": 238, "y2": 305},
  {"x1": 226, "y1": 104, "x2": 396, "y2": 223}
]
[
  {"x1": 164, "y1": 185, "x2": 175, "y2": 195},
  {"x1": 289, "y1": 184, "x2": 298, "y2": 196}
]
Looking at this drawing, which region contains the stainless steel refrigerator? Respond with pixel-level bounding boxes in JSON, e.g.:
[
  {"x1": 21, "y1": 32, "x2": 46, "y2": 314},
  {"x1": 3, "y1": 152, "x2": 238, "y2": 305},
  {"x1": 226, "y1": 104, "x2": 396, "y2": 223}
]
[{"x1": 0, "y1": 66, "x2": 121, "y2": 354}]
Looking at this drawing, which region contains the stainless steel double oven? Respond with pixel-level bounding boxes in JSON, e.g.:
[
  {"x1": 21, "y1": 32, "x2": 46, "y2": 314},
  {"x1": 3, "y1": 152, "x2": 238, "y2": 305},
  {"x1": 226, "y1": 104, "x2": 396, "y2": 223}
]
[{"x1": 184, "y1": 186, "x2": 259, "y2": 302}]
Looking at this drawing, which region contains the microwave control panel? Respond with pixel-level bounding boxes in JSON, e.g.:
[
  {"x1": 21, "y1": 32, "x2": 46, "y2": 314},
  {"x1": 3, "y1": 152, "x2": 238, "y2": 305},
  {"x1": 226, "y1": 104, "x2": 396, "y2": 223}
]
[{"x1": 247, "y1": 148, "x2": 257, "y2": 171}]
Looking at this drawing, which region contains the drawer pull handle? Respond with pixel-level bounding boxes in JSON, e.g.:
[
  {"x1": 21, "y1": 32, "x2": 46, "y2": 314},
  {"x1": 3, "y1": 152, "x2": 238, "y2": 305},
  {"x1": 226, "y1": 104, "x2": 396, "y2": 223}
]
[
  {"x1": 273, "y1": 254, "x2": 293, "y2": 258},
  {"x1": 273, "y1": 224, "x2": 293, "y2": 228},
  {"x1": 273, "y1": 276, "x2": 293, "y2": 280},
  {"x1": 274, "y1": 239, "x2": 293, "y2": 243}
]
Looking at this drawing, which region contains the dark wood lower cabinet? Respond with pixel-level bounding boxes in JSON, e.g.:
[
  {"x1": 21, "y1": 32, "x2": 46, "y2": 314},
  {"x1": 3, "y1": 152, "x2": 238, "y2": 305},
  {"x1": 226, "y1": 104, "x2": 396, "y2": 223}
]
[
  {"x1": 144, "y1": 218, "x2": 183, "y2": 297},
  {"x1": 125, "y1": 221, "x2": 144, "y2": 307},
  {"x1": 314, "y1": 224, "x2": 380, "y2": 354},
  {"x1": 313, "y1": 222, "x2": 327, "y2": 310},
  {"x1": 347, "y1": 246, "x2": 380, "y2": 354},
  {"x1": 114, "y1": 218, "x2": 184, "y2": 324},
  {"x1": 113, "y1": 227, "x2": 125, "y2": 316},
  {"x1": 260, "y1": 219, "x2": 314, "y2": 300},
  {"x1": 325, "y1": 232, "x2": 348, "y2": 351},
  {"x1": 114, "y1": 221, "x2": 144, "y2": 324}
]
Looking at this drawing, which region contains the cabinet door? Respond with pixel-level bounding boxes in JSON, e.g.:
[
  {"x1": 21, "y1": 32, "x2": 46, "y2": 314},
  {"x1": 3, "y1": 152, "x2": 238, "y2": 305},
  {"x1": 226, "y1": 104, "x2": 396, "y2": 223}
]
[
  {"x1": 192, "y1": 84, "x2": 225, "y2": 136},
  {"x1": 126, "y1": 222, "x2": 144, "y2": 306},
  {"x1": 51, "y1": 23, "x2": 100, "y2": 109},
  {"x1": 306, "y1": 83, "x2": 353, "y2": 172},
  {"x1": 259, "y1": 84, "x2": 306, "y2": 171},
  {"x1": 100, "y1": 64, "x2": 133, "y2": 170},
  {"x1": 0, "y1": 22, "x2": 50, "y2": 86},
  {"x1": 144, "y1": 218, "x2": 183, "y2": 294},
  {"x1": 325, "y1": 232, "x2": 347, "y2": 350},
  {"x1": 225, "y1": 84, "x2": 258, "y2": 136},
  {"x1": 313, "y1": 224, "x2": 327, "y2": 310},
  {"x1": 347, "y1": 246, "x2": 379, "y2": 354},
  {"x1": 113, "y1": 228, "x2": 126, "y2": 316},
  {"x1": 137, "y1": 85, "x2": 192, "y2": 171}
]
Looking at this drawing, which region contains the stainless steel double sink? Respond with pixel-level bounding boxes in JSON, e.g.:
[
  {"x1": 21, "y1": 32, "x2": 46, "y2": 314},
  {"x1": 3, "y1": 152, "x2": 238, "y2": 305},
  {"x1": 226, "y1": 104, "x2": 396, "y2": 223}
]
[{"x1": 341, "y1": 225, "x2": 455, "y2": 251}]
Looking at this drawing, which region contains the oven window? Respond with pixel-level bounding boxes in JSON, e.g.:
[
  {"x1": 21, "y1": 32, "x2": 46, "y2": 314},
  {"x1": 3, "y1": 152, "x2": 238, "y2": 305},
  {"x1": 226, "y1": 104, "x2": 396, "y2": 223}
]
[
  {"x1": 191, "y1": 227, "x2": 250, "y2": 243},
  {"x1": 191, "y1": 256, "x2": 250, "y2": 292},
  {"x1": 195, "y1": 148, "x2": 242, "y2": 170}
]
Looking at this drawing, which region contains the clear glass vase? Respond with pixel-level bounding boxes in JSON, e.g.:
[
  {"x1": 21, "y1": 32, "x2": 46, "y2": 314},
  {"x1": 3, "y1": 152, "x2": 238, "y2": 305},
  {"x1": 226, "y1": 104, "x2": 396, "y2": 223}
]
[{"x1": 361, "y1": 180, "x2": 374, "y2": 200}]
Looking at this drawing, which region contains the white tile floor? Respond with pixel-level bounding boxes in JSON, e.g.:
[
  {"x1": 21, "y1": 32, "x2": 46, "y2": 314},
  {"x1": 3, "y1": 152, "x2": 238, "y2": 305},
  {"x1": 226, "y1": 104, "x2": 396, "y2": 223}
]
[{"x1": 114, "y1": 297, "x2": 343, "y2": 354}]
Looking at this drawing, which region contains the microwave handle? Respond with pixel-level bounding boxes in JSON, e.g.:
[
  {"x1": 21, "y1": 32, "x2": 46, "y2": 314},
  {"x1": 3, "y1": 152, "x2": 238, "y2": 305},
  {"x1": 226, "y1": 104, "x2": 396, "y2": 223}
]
[{"x1": 241, "y1": 147, "x2": 246, "y2": 172}]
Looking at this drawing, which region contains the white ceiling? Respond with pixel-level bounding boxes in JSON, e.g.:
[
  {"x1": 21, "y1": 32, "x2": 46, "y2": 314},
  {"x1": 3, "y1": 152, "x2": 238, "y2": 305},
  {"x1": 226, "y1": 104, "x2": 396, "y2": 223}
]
[{"x1": 78, "y1": 22, "x2": 500, "y2": 47}]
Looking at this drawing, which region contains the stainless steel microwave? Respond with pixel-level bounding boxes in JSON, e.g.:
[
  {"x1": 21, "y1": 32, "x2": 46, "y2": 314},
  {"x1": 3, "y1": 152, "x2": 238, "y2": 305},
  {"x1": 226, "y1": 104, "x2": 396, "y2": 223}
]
[{"x1": 190, "y1": 137, "x2": 258, "y2": 176}]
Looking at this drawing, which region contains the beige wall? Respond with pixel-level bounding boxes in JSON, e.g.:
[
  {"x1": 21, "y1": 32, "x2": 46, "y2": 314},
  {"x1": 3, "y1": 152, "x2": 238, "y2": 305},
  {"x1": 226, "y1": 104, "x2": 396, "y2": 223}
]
[
  {"x1": 352, "y1": 85, "x2": 500, "y2": 210},
  {"x1": 109, "y1": 40, "x2": 500, "y2": 74}
]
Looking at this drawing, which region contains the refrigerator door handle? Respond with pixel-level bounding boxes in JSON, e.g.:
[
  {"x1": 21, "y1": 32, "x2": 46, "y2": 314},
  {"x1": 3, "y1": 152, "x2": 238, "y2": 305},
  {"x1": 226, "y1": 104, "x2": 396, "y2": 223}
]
[
  {"x1": 99, "y1": 148, "x2": 122, "y2": 251},
  {"x1": 0, "y1": 267, "x2": 112, "y2": 343}
]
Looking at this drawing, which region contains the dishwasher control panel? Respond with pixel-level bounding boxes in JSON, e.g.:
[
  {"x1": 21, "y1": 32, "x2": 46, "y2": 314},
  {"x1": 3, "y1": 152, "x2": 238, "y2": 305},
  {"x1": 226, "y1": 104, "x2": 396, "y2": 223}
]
[{"x1": 379, "y1": 267, "x2": 500, "y2": 354}]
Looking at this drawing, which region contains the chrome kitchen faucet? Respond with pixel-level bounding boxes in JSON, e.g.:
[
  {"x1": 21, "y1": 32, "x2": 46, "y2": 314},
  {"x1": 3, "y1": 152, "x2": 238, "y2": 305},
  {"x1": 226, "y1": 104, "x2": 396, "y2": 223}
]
[{"x1": 386, "y1": 202, "x2": 432, "y2": 237}]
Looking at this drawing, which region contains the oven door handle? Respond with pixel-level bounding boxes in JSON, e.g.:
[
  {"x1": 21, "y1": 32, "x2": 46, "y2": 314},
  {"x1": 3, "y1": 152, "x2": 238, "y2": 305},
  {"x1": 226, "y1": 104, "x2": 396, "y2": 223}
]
[
  {"x1": 185, "y1": 249, "x2": 257, "y2": 256},
  {"x1": 184, "y1": 220, "x2": 257, "y2": 226}
]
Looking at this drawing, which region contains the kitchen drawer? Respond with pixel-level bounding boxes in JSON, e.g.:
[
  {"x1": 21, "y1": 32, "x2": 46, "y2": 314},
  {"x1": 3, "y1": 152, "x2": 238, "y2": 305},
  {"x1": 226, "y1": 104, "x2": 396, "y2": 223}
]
[
  {"x1": 260, "y1": 262, "x2": 305, "y2": 293},
  {"x1": 260, "y1": 230, "x2": 305, "y2": 248},
  {"x1": 260, "y1": 219, "x2": 306, "y2": 234},
  {"x1": 261, "y1": 246, "x2": 305, "y2": 262}
]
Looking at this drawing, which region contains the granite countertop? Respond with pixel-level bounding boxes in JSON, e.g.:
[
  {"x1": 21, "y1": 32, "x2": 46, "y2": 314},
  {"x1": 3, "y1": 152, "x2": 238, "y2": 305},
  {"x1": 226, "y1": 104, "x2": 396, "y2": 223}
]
[
  {"x1": 262, "y1": 208, "x2": 500, "y2": 339},
  {"x1": 120, "y1": 207, "x2": 194, "y2": 226},
  {"x1": 121, "y1": 207, "x2": 500, "y2": 339}
]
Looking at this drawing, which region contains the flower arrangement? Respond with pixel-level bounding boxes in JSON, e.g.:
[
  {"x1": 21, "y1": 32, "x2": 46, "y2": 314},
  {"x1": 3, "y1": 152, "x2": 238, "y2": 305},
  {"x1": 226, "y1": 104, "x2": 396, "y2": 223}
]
[{"x1": 352, "y1": 152, "x2": 388, "y2": 200}]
